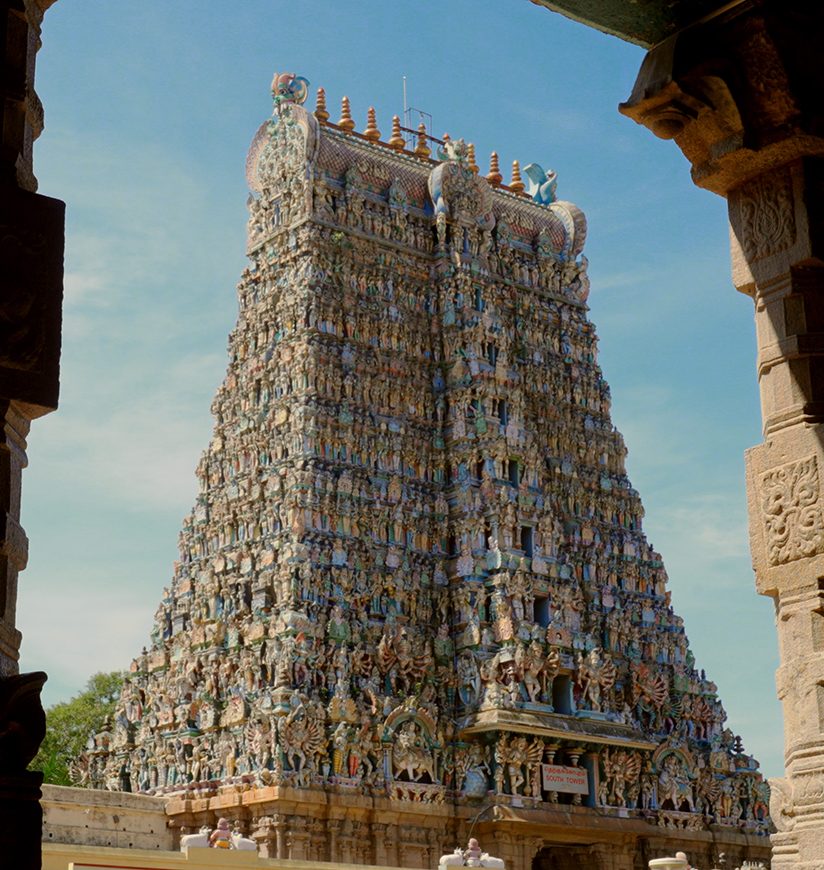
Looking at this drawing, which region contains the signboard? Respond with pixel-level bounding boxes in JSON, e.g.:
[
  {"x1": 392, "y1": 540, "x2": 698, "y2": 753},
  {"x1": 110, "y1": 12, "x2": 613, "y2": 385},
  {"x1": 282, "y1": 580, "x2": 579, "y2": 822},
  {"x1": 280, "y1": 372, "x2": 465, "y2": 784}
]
[{"x1": 541, "y1": 763, "x2": 589, "y2": 795}]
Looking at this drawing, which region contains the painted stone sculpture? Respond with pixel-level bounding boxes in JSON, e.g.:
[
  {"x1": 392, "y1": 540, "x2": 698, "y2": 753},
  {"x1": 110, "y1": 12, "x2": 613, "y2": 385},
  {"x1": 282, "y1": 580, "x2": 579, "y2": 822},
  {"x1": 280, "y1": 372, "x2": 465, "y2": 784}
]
[{"x1": 78, "y1": 73, "x2": 771, "y2": 867}]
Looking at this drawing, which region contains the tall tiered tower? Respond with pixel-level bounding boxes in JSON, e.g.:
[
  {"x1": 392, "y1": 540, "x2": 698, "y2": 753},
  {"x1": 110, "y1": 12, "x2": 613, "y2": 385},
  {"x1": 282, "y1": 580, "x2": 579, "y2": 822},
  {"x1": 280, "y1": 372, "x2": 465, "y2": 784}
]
[{"x1": 84, "y1": 74, "x2": 771, "y2": 869}]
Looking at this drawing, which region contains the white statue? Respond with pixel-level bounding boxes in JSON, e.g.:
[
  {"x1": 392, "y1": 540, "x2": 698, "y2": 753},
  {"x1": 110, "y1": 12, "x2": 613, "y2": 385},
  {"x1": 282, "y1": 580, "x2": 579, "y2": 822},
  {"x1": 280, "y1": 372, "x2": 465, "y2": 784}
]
[{"x1": 439, "y1": 838, "x2": 506, "y2": 868}]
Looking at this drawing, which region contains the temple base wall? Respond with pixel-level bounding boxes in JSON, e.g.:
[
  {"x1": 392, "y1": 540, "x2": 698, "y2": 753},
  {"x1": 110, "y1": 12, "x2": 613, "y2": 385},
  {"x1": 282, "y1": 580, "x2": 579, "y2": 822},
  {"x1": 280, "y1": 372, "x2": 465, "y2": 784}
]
[
  {"x1": 40, "y1": 786, "x2": 772, "y2": 869},
  {"x1": 166, "y1": 787, "x2": 773, "y2": 869},
  {"x1": 42, "y1": 843, "x2": 401, "y2": 870},
  {"x1": 42, "y1": 784, "x2": 174, "y2": 851}
]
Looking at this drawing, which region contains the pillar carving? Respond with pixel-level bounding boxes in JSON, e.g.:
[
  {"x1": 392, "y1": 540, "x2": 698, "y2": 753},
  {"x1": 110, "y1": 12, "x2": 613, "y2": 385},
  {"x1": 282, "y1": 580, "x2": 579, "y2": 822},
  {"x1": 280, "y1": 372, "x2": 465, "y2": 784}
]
[
  {"x1": 588, "y1": 842, "x2": 626, "y2": 870},
  {"x1": 252, "y1": 814, "x2": 287, "y2": 860},
  {"x1": 286, "y1": 816, "x2": 312, "y2": 861},
  {"x1": 372, "y1": 822, "x2": 396, "y2": 868},
  {"x1": 1, "y1": 2, "x2": 64, "y2": 869},
  {"x1": 620, "y1": 3, "x2": 824, "y2": 868},
  {"x1": 326, "y1": 818, "x2": 342, "y2": 862},
  {"x1": 522, "y1": 836, "x2": 545, "y2": 868}
]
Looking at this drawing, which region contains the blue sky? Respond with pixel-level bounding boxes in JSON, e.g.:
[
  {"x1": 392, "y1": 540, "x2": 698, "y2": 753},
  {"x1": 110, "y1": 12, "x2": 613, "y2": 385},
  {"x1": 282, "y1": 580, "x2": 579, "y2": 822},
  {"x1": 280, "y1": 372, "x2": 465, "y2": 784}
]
[{"x1": 19, "y1": 1, "x2": 782, "y2": 777}]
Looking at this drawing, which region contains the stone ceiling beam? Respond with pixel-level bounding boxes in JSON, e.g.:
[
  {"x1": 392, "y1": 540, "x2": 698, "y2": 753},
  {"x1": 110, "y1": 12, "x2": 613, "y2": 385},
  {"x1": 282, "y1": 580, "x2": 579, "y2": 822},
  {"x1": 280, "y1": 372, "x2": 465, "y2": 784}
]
[{"x1": 528, "y1": 0, "x2": 753, "y2": 49}]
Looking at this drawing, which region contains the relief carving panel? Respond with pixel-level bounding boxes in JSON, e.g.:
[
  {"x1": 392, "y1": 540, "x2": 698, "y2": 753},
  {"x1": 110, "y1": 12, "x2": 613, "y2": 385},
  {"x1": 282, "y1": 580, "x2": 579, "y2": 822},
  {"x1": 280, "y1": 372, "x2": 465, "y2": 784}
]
[
  {"x1": 760, "y1": 455, "x2": 824, "y2": 565},
  {"x1": 737, "y1": 167, "x2": 796, "y2": 262}
]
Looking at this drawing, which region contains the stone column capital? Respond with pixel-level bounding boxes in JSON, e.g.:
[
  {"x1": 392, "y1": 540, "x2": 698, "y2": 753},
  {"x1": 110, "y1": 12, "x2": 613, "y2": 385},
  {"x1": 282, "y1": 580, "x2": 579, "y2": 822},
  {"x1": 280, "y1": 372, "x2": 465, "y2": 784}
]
[{"x1": 619, "y1": 3, "x2": 824, "y2": 198}]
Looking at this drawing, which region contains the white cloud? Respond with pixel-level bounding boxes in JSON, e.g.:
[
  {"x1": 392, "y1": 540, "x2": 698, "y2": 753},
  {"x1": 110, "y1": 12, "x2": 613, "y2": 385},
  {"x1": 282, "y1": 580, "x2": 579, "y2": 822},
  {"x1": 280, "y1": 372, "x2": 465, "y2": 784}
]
[
  {"x1": 665, "y1": 494, "x2": 751, "y2": 564},
  {"x1": 29, "y1": 353, "x2": 221, "y2": 513},
  {"x1": 20, "y1": 578, "x2": 157, "y2": 708},
  {"x1": 588, "y1": 267, "x2": 660, "y2": 293}
]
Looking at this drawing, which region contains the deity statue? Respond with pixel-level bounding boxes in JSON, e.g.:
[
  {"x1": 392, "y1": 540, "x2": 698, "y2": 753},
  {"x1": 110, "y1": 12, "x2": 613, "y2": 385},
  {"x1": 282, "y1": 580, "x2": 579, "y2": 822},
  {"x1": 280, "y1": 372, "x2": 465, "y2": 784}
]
[
  {"x1": 658, "y1": 753, "x2": 695, "y2": 813},
  {"x1": 576, "y1": 647, "x2": 617, "y2": 713}
]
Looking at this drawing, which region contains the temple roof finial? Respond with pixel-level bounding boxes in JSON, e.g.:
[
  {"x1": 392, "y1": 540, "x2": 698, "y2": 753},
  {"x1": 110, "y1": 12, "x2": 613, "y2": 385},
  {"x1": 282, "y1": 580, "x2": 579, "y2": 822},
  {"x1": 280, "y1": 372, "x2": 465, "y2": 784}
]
[
  {"x1": 363, "y1": 107, "x2": 381, "y2": 142},
  {"x1": 314, "y1": 87, "x2": 329, "y2": 124},
  {"x1": 467, "y1": 143, "x2": 479, "y2": 174},
  {"x1": 510, "y1": 160, "x2": 525, "y2": 194},
  {"x1": 487, "y1": 151, "x2": 502, "y2": 185},
  {"x1": 388, "y1": 115, "x2": 405, "y2": 151},
  {"x1": 414, "y1": 122, "x2": 431, "y2": 159},
  {"x1": 338, "y1": 96, "x2": 355, "y2": 132}
]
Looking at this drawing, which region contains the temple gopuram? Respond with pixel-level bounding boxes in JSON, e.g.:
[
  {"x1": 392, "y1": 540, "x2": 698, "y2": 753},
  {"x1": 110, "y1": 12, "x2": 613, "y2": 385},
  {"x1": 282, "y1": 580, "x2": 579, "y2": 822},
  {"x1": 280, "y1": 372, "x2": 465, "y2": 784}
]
[{"x1": 80, "y1": 73, "x2": 772, "y2": 870}]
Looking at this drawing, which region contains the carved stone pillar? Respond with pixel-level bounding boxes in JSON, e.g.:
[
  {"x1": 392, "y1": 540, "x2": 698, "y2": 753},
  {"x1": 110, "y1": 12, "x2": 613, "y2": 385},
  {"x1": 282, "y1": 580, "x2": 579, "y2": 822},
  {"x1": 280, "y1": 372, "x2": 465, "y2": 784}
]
[
  {"x1": 253, "y1": 813, "x2": 288, "y2": 860},
  {"x1": 1, "y1": 2, "x2": 63, "y2": 869},
  {"x1": 481, "y1": 830, "x2": 517, "y2": 867},
  {"x1": 587, "y1": 843, "x2": 616, "y2": 870},
  {"x1": 286, "y1": 816, "x2": 311, "y2": 860},
  {"x1": 522, "y1": 835, "x2": 545, "y2": 868},
  {"x1": 737, "y1": 159, "x2": 824, "y2": 869},
  {"x1": 327, "y1": 818, "x2": 342, "y2": 863},
  {"x1": 425, "y1": 828, "x2": 441, "y2": 869},
  {"x1": 619, "y1": 4, "x2": 824, "y2": 868},
  {"x1": 372, "y1": 821, "x2": 396, "y2": 868}
]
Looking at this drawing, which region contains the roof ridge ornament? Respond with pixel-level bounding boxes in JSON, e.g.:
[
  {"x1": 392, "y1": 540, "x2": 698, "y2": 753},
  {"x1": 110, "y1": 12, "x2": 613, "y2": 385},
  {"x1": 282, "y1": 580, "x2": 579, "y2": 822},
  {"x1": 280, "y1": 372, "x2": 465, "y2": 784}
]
[
  {"x1": 271, "y1": 72, "x2": 310, "y2": 114},
  {"x1": 523, "y1": 162, "x2": 558, "y2": 205},
  {"x1": 438, "y1": 137, "x2": 470, "y2": 165}
]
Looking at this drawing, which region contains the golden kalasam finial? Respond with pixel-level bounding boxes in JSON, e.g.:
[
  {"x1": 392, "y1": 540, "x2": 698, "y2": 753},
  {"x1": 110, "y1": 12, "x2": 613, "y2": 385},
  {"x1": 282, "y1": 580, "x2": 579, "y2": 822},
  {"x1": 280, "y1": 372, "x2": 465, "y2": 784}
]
[
  {"x1": 338, "y1": 96, "x2": 355, "y2": 132},
  {"x1": 314, "y1": 87, "x2": 329, "y2": 123},
  {"x1": 509, "y1": 160, "x2": 525, "y2": 194},
  {"x1": 414, "y1": 122, "x2": 431, "y2": 159},
  {"x1": 467, "y1": 143, "x2": 479, "y2": 174},
  {"x1": 487, "y1": 152, "x2": 502, "y2": 185},
  {"x1": 388, "y1": 115, "x2": 405, "y2": 151},
  {"x1": 363, "y1": 107, "x2": 381, "y2": 142}
]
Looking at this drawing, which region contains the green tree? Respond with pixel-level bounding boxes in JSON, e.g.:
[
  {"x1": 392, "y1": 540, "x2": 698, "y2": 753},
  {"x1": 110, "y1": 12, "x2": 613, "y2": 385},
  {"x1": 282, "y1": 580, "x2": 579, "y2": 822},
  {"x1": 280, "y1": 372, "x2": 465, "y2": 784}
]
[{"x1": 30, "y1": 671, "x2": 124, "y2": 786}]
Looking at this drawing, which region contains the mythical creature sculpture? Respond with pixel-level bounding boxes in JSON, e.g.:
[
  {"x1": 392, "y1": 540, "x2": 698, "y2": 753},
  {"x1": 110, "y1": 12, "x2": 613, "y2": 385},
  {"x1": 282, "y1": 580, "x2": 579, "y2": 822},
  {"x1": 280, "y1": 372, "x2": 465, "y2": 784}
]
[
  {"x1": 523, "y1": 163, "x2": 558, "y2": 205},
  {"x1": 271, "y1": 72, "x2": 310, "y2": 107},
  {"x1": 392, "y1": 719, "x2": 437, "y2": 783},
  {"x1": 428, "y1": 138, "x2": 494, "y2": 245}
]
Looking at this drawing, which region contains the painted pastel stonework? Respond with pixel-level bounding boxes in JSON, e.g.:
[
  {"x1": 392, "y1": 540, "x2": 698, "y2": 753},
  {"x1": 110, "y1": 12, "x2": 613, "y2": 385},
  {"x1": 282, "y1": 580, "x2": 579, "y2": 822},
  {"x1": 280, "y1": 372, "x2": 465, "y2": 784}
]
[{"x1": 79, "y1": 75, "x2": 771, "y2": 867}]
